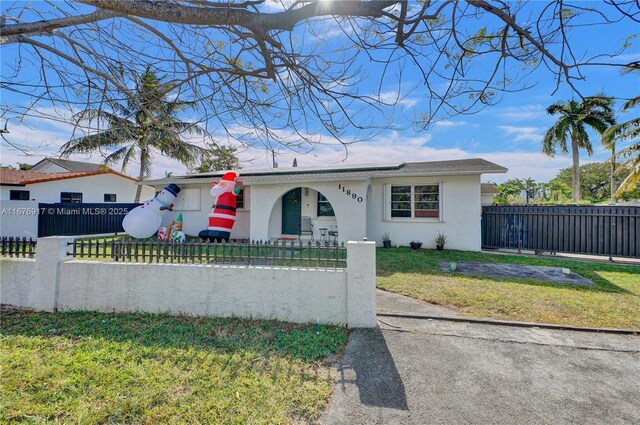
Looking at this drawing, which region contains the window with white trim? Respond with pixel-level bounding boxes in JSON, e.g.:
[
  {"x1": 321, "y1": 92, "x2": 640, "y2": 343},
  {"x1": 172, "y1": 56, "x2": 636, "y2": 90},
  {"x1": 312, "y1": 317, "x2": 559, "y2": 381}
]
[
  {"x1": 386, "y1": 183, "x2": 442, "y2": 220},
  {"x1": 60, "y1": 192, "x2": 82, "y2": 203},
  {"x1": 317, "y1": 192, "x2": 335, "y2": 217}
]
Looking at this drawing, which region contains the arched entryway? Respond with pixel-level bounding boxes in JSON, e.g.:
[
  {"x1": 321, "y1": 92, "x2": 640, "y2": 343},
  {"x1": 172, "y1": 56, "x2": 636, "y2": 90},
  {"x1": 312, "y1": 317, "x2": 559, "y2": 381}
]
[{"x1": 269, "y1": 186, "x2": 339, "y2": 242}]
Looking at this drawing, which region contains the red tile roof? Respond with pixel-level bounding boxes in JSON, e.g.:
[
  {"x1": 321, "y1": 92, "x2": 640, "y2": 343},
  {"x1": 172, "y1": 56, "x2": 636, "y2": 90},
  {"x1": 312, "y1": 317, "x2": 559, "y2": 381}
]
[{"x1": 0, "y1": 168, "x2": 139, "y2": 186}]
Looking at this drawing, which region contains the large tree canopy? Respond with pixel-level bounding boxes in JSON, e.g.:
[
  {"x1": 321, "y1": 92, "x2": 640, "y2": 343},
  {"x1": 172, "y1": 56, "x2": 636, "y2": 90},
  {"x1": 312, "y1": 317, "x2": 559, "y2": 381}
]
[{"x1": 1, "y1": 0, "x2": 638, "y2": 155}]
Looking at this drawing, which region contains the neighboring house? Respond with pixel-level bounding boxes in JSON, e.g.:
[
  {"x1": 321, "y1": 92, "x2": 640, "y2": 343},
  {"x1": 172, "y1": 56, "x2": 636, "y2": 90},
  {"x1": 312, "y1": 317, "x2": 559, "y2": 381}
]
[
  {"x1": 481, "y1": 183, "x2": 499, "y2": 205},
  {"x1": 144, "y1": 158, "x2": 507, "y2": 251},
  {"x1": 0, "y1": 168, "x2": 155, "y2": 237},
  {"x1": 0, "y1": 168, "x2": 154, "y2": 203},
  {"x1": 29, "y1": 157, "x2": 104, "y2": 173}
]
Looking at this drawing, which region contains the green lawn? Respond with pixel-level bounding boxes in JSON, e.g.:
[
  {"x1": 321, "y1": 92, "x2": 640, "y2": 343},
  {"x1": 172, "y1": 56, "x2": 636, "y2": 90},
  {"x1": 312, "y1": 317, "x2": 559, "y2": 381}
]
[
  {"x1": 377, "y1": 248, "x2": 640, "y2": 329},
  {"x1": 0, "y1": 310, "x2": 347, "y2": 424}
]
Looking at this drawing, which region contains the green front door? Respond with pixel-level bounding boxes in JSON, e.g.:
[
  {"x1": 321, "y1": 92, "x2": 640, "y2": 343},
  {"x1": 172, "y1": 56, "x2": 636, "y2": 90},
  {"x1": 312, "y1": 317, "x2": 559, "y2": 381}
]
[{"x1": 282, "y1": 188, "x2": 301, "y2": 235}]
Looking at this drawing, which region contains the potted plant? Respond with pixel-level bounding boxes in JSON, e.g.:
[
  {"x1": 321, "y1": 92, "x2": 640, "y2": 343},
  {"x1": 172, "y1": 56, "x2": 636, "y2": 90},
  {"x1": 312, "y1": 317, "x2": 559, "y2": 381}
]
[
  {"x1": 410, "y1": 240, "x2": 422, "y2": 250},
  {"x1": 382, "y1": 232, "x2": 392, "y2": 248},
  {"x1": 435, "y1": 232, "x2": 447, "y2": 251}
]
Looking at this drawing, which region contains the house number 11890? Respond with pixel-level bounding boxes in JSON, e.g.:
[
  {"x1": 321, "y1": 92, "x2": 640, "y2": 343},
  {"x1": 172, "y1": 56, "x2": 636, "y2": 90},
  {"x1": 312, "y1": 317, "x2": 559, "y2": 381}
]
[{"x1": 338, "y1": 184, "x2": 363, "y2": 203}]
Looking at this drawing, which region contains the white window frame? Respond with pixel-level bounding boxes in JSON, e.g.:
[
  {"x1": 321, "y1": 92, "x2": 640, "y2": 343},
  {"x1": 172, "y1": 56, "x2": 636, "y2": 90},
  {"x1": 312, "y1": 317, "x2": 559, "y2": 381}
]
[{"x1": 384, "y1": 182, "x2": 445, "y2": 222}]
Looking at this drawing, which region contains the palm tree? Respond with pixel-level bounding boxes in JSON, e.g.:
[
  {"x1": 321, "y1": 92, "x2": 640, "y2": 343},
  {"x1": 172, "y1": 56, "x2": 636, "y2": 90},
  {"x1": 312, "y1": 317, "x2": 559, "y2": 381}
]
[
  {"x1": 61, "y1": 68, "x2": 207, "y2": 202},
  {"x1": 542, "y1": 96, "x2": 615, "y2": 202},
  {"x1": 603, "y1": 64, "x2": 640, "y2": 199}
]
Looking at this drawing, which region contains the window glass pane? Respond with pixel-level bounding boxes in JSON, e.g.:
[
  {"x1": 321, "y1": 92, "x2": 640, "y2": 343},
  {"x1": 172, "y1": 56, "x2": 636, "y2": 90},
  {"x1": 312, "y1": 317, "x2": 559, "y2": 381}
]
[
  {"x1": 415, "y1": 185, "x2": 438, "y2": 194},
  {"x1": 415, "y1": 201, "x2": 439, "y2": 209},
  {"x1": 318, "y1": 202, "x2": 335, "y2": 216},
  {"x1": 391, "y1": 186, "x2": 411, "y2": 194},
  {"x1": 391, "y1": 193, "x2": 410, "y2": 202},
  {"x1": 415, "y1": 193, "x2": 438, "y2": 202},
  {"x1": 317, "y1": 192, "x2": 335, "y2": 216},
  {"x1": 104, "y1": 194, "x2": 116, "y2": 202},
  {"x1": 391, "y1": 210, "x2": 411, "y2": 218},
  {"x1": 391, "y1": 202, "x2": 411, "y2": 210},
  {"x1": 236, "y1": 189, "x2": 244, "y2": 209},
  {"x1": 61, "y1": 192, "x2": 82, "y2": 203},
  {"x1": 10, "y1": 190, "x2": 30, "y2": 200},
  {"x1": 415, "y1": 210, "x2": 439, "y2": 218}
]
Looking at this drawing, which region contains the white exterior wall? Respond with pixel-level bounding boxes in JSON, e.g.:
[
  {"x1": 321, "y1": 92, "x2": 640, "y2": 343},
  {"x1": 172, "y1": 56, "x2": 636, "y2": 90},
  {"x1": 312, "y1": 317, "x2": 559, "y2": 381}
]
[
  {"x1": 0, "y1": 174, "x2": 154, "y2": 203},
  {"x1": 250, "y1": 180, "x2": 368, "y2": 244},
  {"x1": 481, "y1": 192, "x2": 496, "y2": 206},
  {"x1": 0, "y1": 258, "x2": 35, "y2": 306},
  {"x1": 0, "y1": 200, "x2": 39, "y2": 237},
  {"x1": 366, "y1": 174, "x2": 482, "y2": 251},
  {"x1": 56, "y1": 262, "x2": 347, "y2": 323}
]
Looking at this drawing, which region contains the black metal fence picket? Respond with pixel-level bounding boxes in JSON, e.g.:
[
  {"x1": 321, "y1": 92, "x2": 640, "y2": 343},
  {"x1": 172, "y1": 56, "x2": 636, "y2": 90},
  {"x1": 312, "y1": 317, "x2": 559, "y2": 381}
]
[
  {"x1": 0, "y1": 237, "x2": 37, "y2": 258},
  {"x1": 70, "y1": 238, "x2": 347, "y2": 268}
]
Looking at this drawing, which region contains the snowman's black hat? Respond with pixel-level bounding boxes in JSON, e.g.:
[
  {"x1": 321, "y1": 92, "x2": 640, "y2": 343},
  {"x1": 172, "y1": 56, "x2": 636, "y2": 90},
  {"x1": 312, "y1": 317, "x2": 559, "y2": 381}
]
[{"x1": 164, "y1": 183, "x2": 181, "y2": 196}]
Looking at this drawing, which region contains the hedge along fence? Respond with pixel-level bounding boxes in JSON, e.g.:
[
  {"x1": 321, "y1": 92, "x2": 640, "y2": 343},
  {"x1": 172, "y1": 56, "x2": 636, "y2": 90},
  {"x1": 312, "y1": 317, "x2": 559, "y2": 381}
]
[{"x1": 0, "y1": 237, "x2": 376, "y2": 328}]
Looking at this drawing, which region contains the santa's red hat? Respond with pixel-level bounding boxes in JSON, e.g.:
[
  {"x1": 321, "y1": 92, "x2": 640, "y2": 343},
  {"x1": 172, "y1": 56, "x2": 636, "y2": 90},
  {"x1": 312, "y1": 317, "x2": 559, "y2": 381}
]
[{"x1": 221, "y1": 171, "x2": 237, "y2": 181}]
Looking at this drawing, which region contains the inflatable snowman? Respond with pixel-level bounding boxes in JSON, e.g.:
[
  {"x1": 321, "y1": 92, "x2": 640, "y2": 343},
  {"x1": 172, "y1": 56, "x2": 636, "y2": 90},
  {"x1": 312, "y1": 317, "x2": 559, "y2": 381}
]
[{"x1": 122, "y1": 183, "x2": 181, "y2": 239}]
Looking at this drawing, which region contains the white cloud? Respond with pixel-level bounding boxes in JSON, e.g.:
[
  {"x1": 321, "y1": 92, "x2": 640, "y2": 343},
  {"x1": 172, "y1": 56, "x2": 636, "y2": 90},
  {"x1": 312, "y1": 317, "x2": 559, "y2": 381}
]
[
  {"x1": 432, "y1": 120, "x2": 468, "y2": 128},
  {"x1": 499, "y1": 125, "x2": 545, "y2": 143},
  {"x1": 498, "y1": 104, "x2": 546, "y2": 121},
  {"x1": 378, "y1": 91, "x2": 419, "y2": 108}
]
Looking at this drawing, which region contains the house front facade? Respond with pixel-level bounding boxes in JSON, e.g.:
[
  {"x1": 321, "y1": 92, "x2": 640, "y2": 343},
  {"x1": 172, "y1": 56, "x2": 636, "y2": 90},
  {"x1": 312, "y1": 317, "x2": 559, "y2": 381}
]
[{"x1": 145, "y1": 158, "x2": 506, "y2": 251}]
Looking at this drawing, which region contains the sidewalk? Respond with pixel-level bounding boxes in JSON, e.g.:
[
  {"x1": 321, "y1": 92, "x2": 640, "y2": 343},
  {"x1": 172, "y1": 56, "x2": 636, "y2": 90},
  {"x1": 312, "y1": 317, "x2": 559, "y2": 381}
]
[
  {"x1": 322, "y1": 291, "x2": 640, "y2": 424},
  {"x1": 482, "y1": 248, "x2": 640, "y2": 266}
]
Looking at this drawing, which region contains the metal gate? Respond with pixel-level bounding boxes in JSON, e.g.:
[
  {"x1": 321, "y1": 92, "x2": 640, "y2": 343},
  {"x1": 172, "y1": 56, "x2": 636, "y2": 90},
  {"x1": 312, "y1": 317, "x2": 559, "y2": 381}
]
[
  {"x1": 38, "y1": 203, "x2": 139, "y2": 237},
  {"x1": 481, "y1": 205, "x2": 640, "y2": 258}
]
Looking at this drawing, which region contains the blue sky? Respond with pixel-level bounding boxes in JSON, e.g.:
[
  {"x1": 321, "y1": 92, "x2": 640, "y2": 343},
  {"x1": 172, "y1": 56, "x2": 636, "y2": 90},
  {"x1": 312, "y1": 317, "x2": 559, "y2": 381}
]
[{"x1": 1, "y1": 1, "x2": 639, "y2": 183}]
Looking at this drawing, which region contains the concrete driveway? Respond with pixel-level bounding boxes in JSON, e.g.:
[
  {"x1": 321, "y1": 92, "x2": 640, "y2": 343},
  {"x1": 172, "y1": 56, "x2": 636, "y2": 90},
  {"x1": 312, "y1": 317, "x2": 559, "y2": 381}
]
[{"x1": 323, "y1": 292, "x2": 640, "y2": 424}]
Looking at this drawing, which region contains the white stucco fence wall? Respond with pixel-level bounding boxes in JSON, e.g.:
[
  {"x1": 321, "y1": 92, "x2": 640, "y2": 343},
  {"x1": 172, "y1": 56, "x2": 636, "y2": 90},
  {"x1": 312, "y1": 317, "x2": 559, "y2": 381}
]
[{"x1": 0, "y1": 237, "x2": 376, "y2": 328}]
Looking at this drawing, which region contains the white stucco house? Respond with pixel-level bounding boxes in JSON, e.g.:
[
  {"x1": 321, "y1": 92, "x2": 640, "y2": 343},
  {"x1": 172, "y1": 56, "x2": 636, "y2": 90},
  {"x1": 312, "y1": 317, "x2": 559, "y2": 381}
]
[
  {"x1": 144, "y1": 158, "x2": 507, "y2": 251},
  {"x1": 481, "y1": 183, "x2": 499, "y2": 206},
  {"x1": 0, "y1": 167, "x2": 155, "y2": 237}
]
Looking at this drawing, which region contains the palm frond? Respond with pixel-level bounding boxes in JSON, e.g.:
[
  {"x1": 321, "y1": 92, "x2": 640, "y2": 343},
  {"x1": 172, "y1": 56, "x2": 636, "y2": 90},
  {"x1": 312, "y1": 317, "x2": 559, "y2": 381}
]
[
  {"x1": 542, "y1": 116, "x2": 570, "y2": 156},
  {"x1": 603, "y1": 118, "x2": 640, "y2": 146},
  {"x1": 60, "y1": 128, "x2": 131, "y2": 156},
  {"x1": 121, "y1": 145, "x2": 138, "y2": 173},
  {"x1": 103, "y1": 146, "x2": 131, "y2": 165},
  {"x1": 614, "y1": 154, "x2": 640, "y2": 197}
]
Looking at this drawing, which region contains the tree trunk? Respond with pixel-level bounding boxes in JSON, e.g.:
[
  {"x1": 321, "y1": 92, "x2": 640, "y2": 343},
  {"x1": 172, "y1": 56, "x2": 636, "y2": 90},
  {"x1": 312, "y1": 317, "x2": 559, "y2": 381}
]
[
  {"x1": 134, "y1": 148, "x2": 148, "y2": 203},
  {"x1": 571, "y1": 137, "x2": 580, "y2": 202}
]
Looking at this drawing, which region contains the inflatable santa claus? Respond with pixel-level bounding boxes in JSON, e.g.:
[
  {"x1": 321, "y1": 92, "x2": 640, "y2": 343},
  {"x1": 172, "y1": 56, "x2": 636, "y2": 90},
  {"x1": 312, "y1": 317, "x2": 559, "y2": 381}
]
[{"x1": 198, "y1": 172, "x2": 240, "y2": 242}]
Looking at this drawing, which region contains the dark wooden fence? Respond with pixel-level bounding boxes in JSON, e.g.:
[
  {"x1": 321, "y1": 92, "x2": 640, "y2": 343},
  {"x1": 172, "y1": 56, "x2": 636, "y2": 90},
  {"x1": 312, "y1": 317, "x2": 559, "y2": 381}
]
[
  {"x1": 481, "y1": 205, "x2": 639, "y2": 258},
  {"x1": 38, "y1": 203, "x2": 140, "y2": 237}
]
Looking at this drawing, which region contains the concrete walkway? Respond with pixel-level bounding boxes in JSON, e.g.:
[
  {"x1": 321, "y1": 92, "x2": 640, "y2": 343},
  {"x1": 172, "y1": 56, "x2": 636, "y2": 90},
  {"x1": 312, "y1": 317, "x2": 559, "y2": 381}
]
[{"x1": 323, "y1": 291, "x2": 640, "y2": 424}]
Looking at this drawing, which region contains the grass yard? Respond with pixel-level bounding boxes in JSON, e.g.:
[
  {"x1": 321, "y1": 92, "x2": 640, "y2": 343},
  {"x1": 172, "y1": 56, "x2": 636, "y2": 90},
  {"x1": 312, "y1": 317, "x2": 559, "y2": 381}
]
[
  {"x1": 0, "y1": 310, "x2": 347, "y2": 424},
  {"x1": 377, "y1": 248, "x2": 640, "y2": 329}
]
